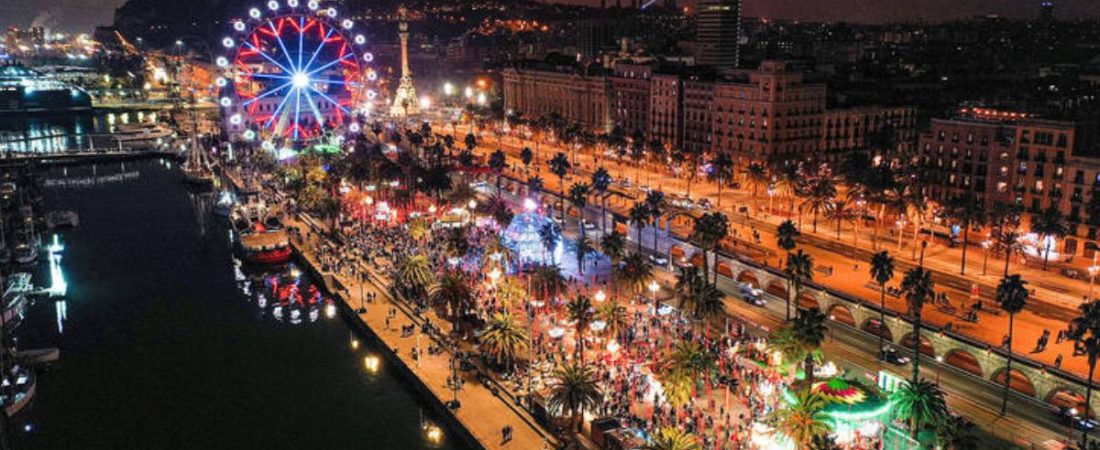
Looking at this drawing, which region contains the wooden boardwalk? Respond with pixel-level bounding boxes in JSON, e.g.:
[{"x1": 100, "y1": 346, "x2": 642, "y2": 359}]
[{"x1": 289, "y1": 217, "x2": 558, "y2": 450}]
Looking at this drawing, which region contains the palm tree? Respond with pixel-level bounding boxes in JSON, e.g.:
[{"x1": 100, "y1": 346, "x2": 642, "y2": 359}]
[
  {"x1": 708, "y1": 152, "x2": 735, "y2": 208},
  {"x1": 629, "y1": 202, "x2": 650, "y2": 252},
  {"x1": 792, "y1": 307, "x2": 828, "y2": 384},
  {"x1": 642, "y1": 428, "x2": 701, "y2": 450},
  {"x1": 549, "y1": 152, "x2": 572, "y2": 222},
  {"x1": 480, "y1": 312, "x2": 530, "y2": 371},
  {"x1": 770, "y1": 389, "x2": 832, "y2": 449},
  {"x1": 601, "y1": 232, "x2": 627, "y2": 264},
  {"x1": 690, "y1": 212, "x2": 730, "y2": 285},
  {"x1": 429, "y1": 271, "x2": 475, "y2": 332},
  {"x1": 597, "y1": 299, "x2": 628, "y2": 340},
  {"x1": 568, "y1": 182, "x2": 591, "y2": 232},
  {"x1": 1069, "y1": 300, "x2": 1100, "y2": 445},
  {"x1": 946, "y1": 193, "x2": 986, "y2": 275},
  {"x1": 778, "y1": 219, "x2": 800, "y2": 253},
  {"x1": 747, "y1": 162, "x2": 769, "y2": 198},
  {"x1": 800, "y1": 178, "x2": 836, "y2": 233},
  {"x1": 520, "y1": 146, "x2": 533, "y2": 174},
  {"x1": 575, "y1": 233, "x2": 593, "y2": 276},
  {"x1": 1031, "y1": 206, "x2": 1069, "y2": 270},
  {"x1": 785, "y1": 250, "x2": 814, "y2": 321},
  {"x1": 996, "y1": 274, "x2": 1028, "y2": 415},
  {"x1": 567, "y1": 295, "x2": 594, "y2": 362},
  {"x1": 547, "y1": 363, "x2": 602, "y2": 432},
  {"x1": 393, "y1": 254, "x2": 435, "y2": 301},
  {"x1": 901, "y1": 267, "x2": 934, "y2": 384},
  {"x1": 530, "y1": 264, "x2": 566, "y2": 302},
  {"x1": 891, "y1": 379, "x2": 948, "y2": 440},
  {"x1": 616, "y1": 253, "x2": 654, "y2": 295},
  {"x1": 870, "y1": 251, "x2": 896, "y2": 355},
  {"x1": 527, "y1": 174, "x2": 544, "y2": 198},
  {"x1": 488, "y1": 148, "x2": 507, "y2": 190},
  {"x1": 994, "y1": 228, "x2": 1025, "y2": 277},
  {"x1": 777, "y1": 219, "x2": 800, "y2": 320},
  {"x1": 539, "y1": 221, "x2": 561, "y2": 264},
  {"x1": 825, "y1": 200, "x2": 855, "y2": 240},
  {"x1": 645, "y1": 190, "x2": 667, "y2": 254},
  {"x1": 591, "y1": 167, "x2": 612, "y2": 233}
]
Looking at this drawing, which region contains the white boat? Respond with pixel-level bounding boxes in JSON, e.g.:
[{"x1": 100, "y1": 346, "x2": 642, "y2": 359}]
[
  {"x1": 14, "y1": 348, "x2": 59, "y2": 366},
  {"x1": 114, "y1": 123, "x2": 174, "y2": 142},
  {"x1": 12, "y1": 242, "x2": 36, "y2": 265},
  {"x1": 213, "y1": 191, "x2": 235, "y2": 218},
  {"x1": 44, "y1": 210, "x2": 79, "y2": 229}
]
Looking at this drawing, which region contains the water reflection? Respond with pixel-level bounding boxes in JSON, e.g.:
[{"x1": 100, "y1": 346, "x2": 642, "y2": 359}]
[
  {"x1": 0, "y1": 110, "x2": 159, "y2": 154},
  {"x1": 234, "y1": 260, "x2": 332, "y2": 326}
]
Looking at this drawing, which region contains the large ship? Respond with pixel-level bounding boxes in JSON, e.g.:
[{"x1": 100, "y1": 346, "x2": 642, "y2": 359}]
[
  {"x1": 231, "y1": 207, "x2": 292, "y2": 265},
  {"x1": 0, "y1": 65, "x2": 92, "y2": 115}
]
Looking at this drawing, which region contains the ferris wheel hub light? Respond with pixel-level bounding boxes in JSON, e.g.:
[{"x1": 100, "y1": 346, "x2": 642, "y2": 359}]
[{"x1": 292, "y1": 72, "x2": 310, "y2": 88}]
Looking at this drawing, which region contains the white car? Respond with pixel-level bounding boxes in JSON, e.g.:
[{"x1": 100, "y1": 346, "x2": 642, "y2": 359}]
[
  {"x1": 738, "y1": 282, "x2": 765, "y2": 306},
  {"x1": 647, "y1": 254, "x2": 669, "y2": 266},
  {"x1": 582, "y1": 220, "x2": 597, "y2": 231}
]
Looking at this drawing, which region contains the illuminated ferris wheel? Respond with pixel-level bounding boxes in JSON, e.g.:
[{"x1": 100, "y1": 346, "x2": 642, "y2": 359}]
[{"x1": 215, "y1": 0, "x2": 377, "y2": 146}]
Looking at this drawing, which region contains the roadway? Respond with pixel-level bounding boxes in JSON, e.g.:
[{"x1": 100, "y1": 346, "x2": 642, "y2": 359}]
[{"x1": 433, "y1": 122, "x2": 1096, "y2": 385}]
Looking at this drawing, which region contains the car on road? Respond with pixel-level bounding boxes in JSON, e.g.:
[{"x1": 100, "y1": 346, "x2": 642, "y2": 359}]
[
  {"x1": 880, "y1": 347, "x2": 910, "y2": 365},
  {"x1": 1052, "y1": 406, "x2": 1099, "y2": 431},
  {"x1": 738, "y1": 282, "x2": 766, "y2": 306},
  {"x1": 671, "y1": 197, "x2": 695, "y2": 209},
  {"x1": 698, "y1": 198, "x2": 712, "y2": 210},
  {"x1": 647, "y1": 254, "x2": 669, "y2": 266}
]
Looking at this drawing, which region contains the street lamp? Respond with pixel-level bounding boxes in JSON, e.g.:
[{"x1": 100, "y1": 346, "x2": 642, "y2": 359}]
[
  {"x1": 935, "y1": 355, "x2": 944, "y2": 384},
  {"x1": 648, "y1": 280, "x2": 660, "y2": 314},
  {"x1": 1089, "y1": 253, "x2": 1099, "y2": 300},
  {"x1": 594, "y1": 290, "x2": 606, "y2": 303},
  {"x1": 981, "y1": 238, "x2": 992, "y2": 276},
  {"x1": 468, "y1": 199, "x2": 477, "y2": 210}
]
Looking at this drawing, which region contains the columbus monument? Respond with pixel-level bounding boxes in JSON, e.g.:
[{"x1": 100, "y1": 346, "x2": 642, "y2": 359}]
[{"x1": 389, "y1": 5, "x2": 419, "y2": 117}]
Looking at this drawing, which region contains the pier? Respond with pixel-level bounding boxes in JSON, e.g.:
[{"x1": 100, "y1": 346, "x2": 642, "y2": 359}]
[{"x1": 287, "y1": 213, "x2": 559, "y2": 450}]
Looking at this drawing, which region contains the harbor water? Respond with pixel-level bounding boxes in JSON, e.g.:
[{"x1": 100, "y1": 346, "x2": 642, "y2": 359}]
[{"x1": 10, "y1": 157, "x2": 467, "y2": 449}]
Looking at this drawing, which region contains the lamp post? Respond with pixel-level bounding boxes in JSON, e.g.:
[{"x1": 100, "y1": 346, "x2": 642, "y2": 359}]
[
  {"x1": 981, "y1": 237, "x2": 992, "y2": 276},
  {"x1": 594, "y1": 290, "x2": 606, "y2": 303},
  {"x1": 648, "y1": 280, "x2": 660, "y2": 315},
  {"x1": 935, "y1": 355, "x2": 944, "y2": 384},
  {"x1": 1088, "y1": 253, "x2": 1099, "y2": 301},
  {"x1": 357, "y1": 279, "x2": 366, "y2": 314},
  {"x1": 448, "y1": 344, "x2": 461, "y2": 409}
]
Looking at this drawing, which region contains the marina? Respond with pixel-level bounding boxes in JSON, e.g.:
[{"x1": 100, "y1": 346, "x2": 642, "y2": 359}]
[{"x1": 0, "y1": 157, "x2": 469, "y2": 449}]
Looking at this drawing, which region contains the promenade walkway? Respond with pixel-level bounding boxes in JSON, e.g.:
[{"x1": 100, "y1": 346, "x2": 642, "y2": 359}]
[{"x1": 288, "y1": 214, "x2": 559, "y2": 450}]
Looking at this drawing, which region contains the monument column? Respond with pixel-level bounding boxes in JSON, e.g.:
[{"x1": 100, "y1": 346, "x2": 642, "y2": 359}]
[{"x1": 389, "y1": 4, "x2": 419, "y2": 117}]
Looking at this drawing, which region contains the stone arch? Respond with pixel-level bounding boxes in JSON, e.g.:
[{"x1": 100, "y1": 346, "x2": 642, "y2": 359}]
[
  {"x1": 766, "y1": 281, "x2": 787, "y2": 299},
  {"x1": 797, "y1": 292, "x2": 819, "y2": 310},
  {"x1": 716, "y1": 262, "x2": 734, "y2": 278},
  {"x1": 901, "y1": 332, "x2": 936, "y2": 357},
  {"x1": 990, "y1": 368, "x2": 1037, "y2": 397},
  {"x1": 1047, "y1": 388, "x2": 1089, "y2": 415},
  {"x1": 737, "y1": 270, "x2": 759, "y2": 287},
  {"x1": 827, "y1": 304, "x2": 855, "y2": 326},
  {"x1": 861, "y1": 319, "x2": 893, "y2": 342},
  {"x1": 943, "y1": 349, "x2": 983, "y2": 377}
]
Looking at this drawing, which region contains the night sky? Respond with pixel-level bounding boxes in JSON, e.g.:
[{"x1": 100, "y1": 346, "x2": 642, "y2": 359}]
[{"x1": 1, "y1": 0, "x2": 1098, "y2": 32}]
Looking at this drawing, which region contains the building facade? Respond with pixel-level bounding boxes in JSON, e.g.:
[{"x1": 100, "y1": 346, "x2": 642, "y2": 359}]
[
  {"x1": 920, "y1": 107, "x2": 1100, "y2": 258},
  {"x1": 502, "y1": 67, "x2": 613, "y2": 131},
  {"x1": 503, "y1": 60, "x2": 913, "y2": 165},
  {"x1": 694, "y1": 0, "x2": 741, "y2": 70}
]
